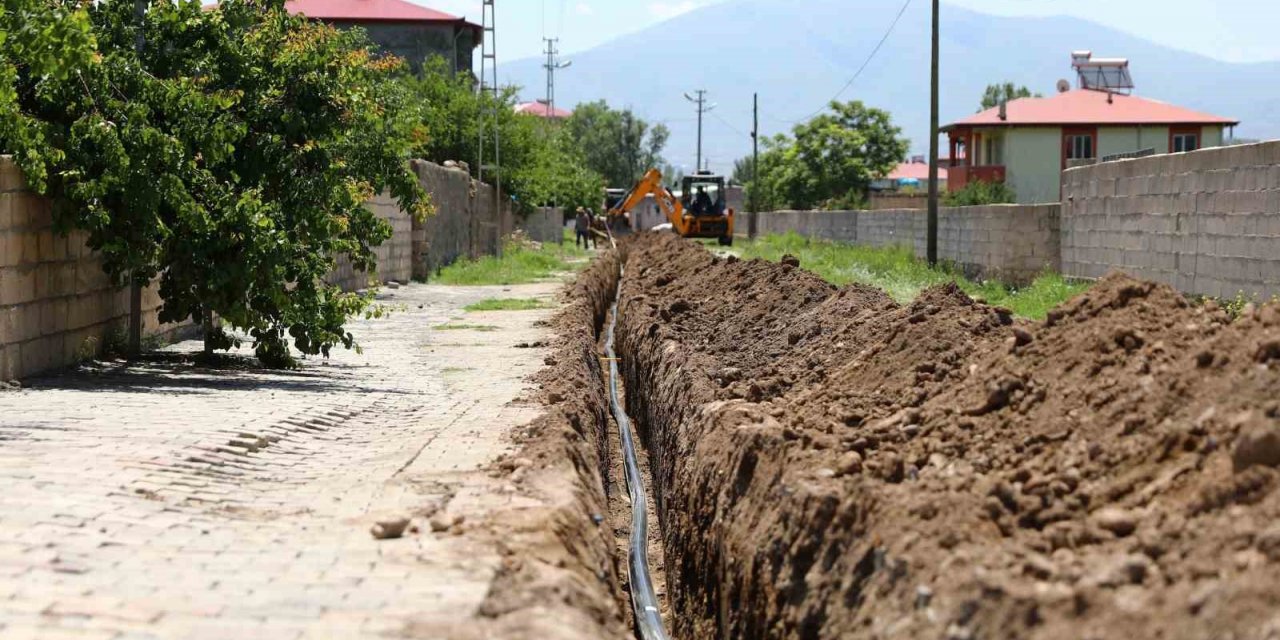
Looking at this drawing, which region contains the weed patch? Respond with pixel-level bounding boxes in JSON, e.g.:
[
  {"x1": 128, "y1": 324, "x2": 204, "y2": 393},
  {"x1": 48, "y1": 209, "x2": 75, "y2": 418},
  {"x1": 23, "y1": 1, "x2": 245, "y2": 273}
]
[
  {"x1": 464, "y1": 298, "x2": 550, "y2": 312},
  {"x1": 736, "y1": 232, "x2": 1090, "y2": 319}
]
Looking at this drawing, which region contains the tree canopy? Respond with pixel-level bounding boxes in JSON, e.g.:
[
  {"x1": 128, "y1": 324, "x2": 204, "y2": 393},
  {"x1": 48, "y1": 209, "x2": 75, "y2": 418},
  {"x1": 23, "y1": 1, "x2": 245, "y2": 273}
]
[
  {"x1": 737, "y1": 101, "x2": 908, "y2": 211},
  {"x1": 402, "y1": 56, "x2": 604, "y2": 215},
  {"x1": 562, "y1": 100, "x2": 669, "y2": 188},
  {"x1": 1, "y1": 0, "x2": 429, "y2": 367},
  {"x1": 980, "y1": 82, "x2": 1041, "y2": 111}
]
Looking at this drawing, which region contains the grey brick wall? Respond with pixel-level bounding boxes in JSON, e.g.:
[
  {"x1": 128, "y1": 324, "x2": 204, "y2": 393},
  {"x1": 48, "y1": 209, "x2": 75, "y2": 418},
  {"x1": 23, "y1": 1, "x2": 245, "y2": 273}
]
[
  {"x1": 1062, "y1": 141, "x2": 1280, "y2": 300},
  {"x1": 326, "y1": 192, "x2": 414, "y2": 291},
  {"x1": 752, "y1": 204, "x2": 1061, "y2": 285}
]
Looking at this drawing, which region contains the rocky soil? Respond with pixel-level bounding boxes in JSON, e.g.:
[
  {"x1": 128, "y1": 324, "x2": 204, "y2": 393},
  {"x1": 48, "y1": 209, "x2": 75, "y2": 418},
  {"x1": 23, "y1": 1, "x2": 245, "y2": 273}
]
[{"x1": 614, "y1": 232, "x2": 1280, "y2": 640}]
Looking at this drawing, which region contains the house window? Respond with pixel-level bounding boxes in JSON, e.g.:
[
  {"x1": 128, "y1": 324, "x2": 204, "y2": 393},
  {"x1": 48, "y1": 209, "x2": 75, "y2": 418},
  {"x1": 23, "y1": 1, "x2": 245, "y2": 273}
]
[
  {"x1": 1066, "y1": 134, "x2": 1094, "y2": 160},
  {"x1": 1173, "y1": 133, "x2": 1199, "y2": 153}
]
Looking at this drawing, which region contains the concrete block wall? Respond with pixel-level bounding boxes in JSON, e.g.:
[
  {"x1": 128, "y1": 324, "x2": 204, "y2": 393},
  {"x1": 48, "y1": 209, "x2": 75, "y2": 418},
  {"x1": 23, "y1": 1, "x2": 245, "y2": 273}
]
[
  {"x1": 327, "y1": 192, "x2": 414, "y2": 292},
  {"x1": 410, "y1": 160, "x2": 515, "y2": 279},
  {"x1": 0, "y1": 158, "x2": 188, "y2": 380},
  {"x1": 752, "y1": 204, "x2": 1061, "y2": 285},
  {"x1": 517, "y1": 207, "x2": 565, "y2": 245},
  {"x1": 1062, "y1": 140, "x2": 1280, "y2": 300}
]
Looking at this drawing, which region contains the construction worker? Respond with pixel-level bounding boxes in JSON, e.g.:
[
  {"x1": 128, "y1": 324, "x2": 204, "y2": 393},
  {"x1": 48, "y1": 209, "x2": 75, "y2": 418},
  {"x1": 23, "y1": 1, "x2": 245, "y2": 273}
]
[{"x1": 574, "y1": 207, "x2": 591, "y2": 249}]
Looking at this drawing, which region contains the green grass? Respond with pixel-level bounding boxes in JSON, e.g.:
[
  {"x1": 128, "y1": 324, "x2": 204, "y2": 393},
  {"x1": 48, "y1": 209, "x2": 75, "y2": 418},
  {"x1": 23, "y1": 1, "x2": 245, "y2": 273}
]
[
  {"x1": 735, "y1": 232, "x2": 1090, "y2": 319},
  {"x1": 463, "y1": 298, "x2": 550, "y2": 312},
  {"x1": 434, "y1": 323, "x2": 499, "y2": 332},
  {"x1": 435, "y1": 235, "x2": 588, "y2": 286}
]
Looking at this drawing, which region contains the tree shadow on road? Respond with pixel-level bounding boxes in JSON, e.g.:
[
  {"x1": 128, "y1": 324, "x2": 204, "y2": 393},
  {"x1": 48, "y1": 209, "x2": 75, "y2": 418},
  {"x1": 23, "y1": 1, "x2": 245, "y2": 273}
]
[{"x1": 18, "y1": 351, "x2": 408, "y2": 396}]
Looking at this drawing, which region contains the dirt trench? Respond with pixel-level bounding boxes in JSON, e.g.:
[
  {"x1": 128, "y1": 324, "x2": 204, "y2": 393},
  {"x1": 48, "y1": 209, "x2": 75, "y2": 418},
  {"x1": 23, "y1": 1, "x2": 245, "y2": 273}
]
[{"x1": 609, "y1": 232, "x2": 1280, "y2": 640}]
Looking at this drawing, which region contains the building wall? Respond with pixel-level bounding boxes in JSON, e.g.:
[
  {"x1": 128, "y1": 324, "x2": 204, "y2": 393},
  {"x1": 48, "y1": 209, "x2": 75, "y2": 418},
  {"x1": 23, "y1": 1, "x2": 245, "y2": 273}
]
[
  {"x1": 1202, "y1": 125, "x2": 1225, "y2": 148},
  {"x1": 1098, "y1": 125, "x2": 1171, "y2": 158},
  {"x1": 1004, "y1": 127, "x2": 1064, "y2": 204},
  {"x1": 329, "y1": 20, "x2": 475, "y2": 73},
  {"x1": 1061, "y1": 139, "x2": 1280, "y2": 300},
  {"x1": 749, "y1": 204, "x2": 1061, "y2": 285}
]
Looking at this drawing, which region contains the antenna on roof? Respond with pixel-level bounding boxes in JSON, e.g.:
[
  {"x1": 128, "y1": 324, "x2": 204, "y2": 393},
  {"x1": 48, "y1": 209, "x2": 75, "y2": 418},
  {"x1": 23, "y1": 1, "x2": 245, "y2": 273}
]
[{"x1": 1072, "y1": 50, "x2": 1134, "y2": 94}]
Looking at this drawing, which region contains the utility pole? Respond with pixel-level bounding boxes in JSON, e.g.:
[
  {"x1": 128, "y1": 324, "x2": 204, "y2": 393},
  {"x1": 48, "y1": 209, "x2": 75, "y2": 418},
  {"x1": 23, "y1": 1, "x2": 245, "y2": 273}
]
[
  {"x1": 477, "y1": 0, "x2": 500, "y2": 257},
  {"x1": 542, "y1": 38, "x2": 571, "y2": 116},
  {"x1": 749, "y1": 92, "x2": 759, "y2": 240},
  {"x1": 129, "y1": 0, "x2": 146, "y2": 357},
  {"x1": 926, "y1": 0, "x2": 940, "y2": 266},
  {"x1": 683, "y1": 90, "x2": 714, "y2": 174}
]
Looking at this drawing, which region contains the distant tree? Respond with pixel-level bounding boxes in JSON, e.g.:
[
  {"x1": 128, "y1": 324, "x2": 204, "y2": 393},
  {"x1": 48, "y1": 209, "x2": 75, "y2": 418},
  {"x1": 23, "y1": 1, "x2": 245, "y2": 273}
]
[
  {"x1": 784, "y1": 100, "x2": 908, "y2": 209},
  {"x1": 563, "y1": 101, "x2": 669, "y2": 187},
  {"x1": 735, "y1": 101, "x2": 908, "y2": 212},
  {"x1": 980, "y1": 82, "x2": 1041, "y2": 111}
]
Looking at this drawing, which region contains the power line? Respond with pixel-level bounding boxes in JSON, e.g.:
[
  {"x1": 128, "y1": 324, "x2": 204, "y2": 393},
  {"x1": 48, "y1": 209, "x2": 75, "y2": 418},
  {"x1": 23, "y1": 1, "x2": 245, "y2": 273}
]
[
  {"x1": 710, "y1": 110, "x2": 745, "y2": 136},
  {"x1": 795, "y1": 0, "x2": 912, "y2": 123}
]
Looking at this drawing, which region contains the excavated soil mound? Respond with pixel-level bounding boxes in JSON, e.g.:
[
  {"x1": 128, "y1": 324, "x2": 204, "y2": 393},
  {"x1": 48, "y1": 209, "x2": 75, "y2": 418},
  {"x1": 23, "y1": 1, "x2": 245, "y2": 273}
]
[
  {"x1": 616, "y1": 232, "x2": 1280, "y2": 640},
  {"x1": 466, "y1": 250, "x2": 629, "y2": 639}
]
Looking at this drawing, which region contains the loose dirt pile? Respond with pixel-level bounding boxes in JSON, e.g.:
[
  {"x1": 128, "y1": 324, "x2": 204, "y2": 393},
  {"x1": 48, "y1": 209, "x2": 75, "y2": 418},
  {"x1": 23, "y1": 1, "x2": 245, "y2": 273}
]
[
  {"x1": 616, "y1": 232, "x2": 1280, "y2": 640},
  {"x1": 462, "y1": 251, "x2": 629, "y2": 639}
]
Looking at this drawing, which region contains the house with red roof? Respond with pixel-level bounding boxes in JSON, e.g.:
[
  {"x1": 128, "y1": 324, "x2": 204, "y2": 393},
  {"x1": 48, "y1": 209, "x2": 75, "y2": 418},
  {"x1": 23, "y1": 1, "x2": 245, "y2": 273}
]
[
  {"x1": 280, "y1": 0, "x2": 481, "y2": 74},
  {"x1": 872, "y1": 156, "x2": 948, "y2": 192},
  {"x1": 514, "y1": 101, "x2": 573, "y2": 120},
  {"x1": 942, "y1": 52, "x2": 1238, "y2": 204}
]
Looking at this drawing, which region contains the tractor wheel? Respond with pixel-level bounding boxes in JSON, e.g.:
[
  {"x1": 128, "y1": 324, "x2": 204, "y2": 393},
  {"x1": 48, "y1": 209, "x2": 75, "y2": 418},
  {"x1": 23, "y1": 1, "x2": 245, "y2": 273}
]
[{"x1": 718, "y1": 235, "x2": 733, "y2": 247}]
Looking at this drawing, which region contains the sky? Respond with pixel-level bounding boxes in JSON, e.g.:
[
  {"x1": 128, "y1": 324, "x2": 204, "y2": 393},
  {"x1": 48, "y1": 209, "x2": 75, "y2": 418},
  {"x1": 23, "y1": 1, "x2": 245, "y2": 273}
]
[{"x1": 416, "y1": 0, "x2": 1280, "y2": 65}]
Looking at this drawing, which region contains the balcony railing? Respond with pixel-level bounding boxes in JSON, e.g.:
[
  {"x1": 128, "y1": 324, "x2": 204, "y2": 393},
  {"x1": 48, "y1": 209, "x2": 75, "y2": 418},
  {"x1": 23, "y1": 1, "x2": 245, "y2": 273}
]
[{"x1": 947, "y1": 164, "x2": 1006, "y2": 192}]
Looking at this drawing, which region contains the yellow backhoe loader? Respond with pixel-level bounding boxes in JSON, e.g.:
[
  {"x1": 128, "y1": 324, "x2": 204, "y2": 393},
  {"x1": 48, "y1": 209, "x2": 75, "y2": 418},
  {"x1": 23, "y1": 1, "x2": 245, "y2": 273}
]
[{"x1": 605, "y1": 169, "x2": 735, "y2": 246}]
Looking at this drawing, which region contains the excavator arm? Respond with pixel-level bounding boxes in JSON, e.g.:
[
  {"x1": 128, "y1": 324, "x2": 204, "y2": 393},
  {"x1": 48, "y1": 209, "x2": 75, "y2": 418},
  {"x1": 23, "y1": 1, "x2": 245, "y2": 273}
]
[
  {"x1": 607, "y1": 168, "x2": 690, "y2": 235},
  {"x1": 607, "y1": 168, "x2": 734, "y2": 244}
]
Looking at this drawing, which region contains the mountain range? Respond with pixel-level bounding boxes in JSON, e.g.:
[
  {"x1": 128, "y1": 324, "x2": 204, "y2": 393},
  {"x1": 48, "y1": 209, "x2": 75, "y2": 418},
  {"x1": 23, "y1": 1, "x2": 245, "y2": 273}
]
[{"x1": 497, "y1": 0, "x2": 1280, "y2": 177}]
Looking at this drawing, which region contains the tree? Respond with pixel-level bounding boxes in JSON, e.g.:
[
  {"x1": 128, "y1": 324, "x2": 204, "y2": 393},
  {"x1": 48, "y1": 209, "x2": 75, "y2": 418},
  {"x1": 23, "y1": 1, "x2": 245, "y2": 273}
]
[
  {"x1": 402, "y1": 57, "x2": 603, "y2": 215},
  {"x1": 2, "y1": 0, "x2": 430, "y2": 368},
  {"x1": 979, "y1": 82, "x2": 1040, "y2": 111},
  {"x1": 563, "y1": 100, "x2": 669, "y2": 187},
  {"x1": 734, "y1": 101, "x2": 907, "y2": 211}
]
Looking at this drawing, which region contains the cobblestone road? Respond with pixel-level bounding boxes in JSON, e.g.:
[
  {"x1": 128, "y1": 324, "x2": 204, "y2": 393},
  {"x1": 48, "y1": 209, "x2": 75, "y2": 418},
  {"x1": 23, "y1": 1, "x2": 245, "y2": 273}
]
[{"x1": 0, "y1": 282, "x2": 561, "y2": 639}]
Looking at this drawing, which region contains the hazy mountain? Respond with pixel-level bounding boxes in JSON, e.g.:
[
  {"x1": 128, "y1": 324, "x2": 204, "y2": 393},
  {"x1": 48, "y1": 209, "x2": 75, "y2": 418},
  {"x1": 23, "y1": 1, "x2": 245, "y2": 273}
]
[{"x1": 498, "y1": 0, "x2": 1280, "y2": 177}]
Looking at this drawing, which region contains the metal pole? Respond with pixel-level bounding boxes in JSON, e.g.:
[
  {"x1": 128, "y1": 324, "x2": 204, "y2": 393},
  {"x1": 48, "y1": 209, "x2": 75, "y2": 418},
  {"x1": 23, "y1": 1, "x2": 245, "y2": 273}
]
[
  {"x1": 129, "y1": 0, "x2": 146, "y2": 357},
  {"x1": 695, "y1": 90, "x2": 704, "y2": 173},
  {"x1": 749, "y1": 92, "x2": 759, "y2": 240},
  {"x1": 926, "y1": 0, "x2": 940, "y2": 266}
]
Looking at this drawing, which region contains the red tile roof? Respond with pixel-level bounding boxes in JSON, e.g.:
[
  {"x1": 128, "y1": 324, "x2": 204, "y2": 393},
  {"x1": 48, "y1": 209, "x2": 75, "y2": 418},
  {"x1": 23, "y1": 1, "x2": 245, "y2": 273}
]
[
  {"x1": 887, "y1": 161, "x2": 947, "y2": 181},
  {"x1": 283, "y1": 0, "x2": 465, "y2": 23},
  {"x1": 944, "y1": 89, "x2": 1238, "y2": 130},
  {"x1": 514, "y1": 101, "x2": 573, "y2": 119}
]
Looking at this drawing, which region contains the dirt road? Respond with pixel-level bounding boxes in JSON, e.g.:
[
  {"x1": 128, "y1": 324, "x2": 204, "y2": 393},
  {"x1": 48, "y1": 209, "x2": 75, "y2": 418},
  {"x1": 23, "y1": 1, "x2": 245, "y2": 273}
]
[{"x1": 0, "y1": 281, "x2": 620, "y2": 639}]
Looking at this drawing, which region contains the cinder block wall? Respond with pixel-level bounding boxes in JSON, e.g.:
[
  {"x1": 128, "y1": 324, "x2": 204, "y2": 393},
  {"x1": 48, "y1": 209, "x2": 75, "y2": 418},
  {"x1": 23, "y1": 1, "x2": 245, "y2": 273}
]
[
  {"x1": 327, "y1": 192, "x2": 414, "y2": 292},
  {"x1": 518, "y1": 207, "x2": 564, "y2": 245},
  {"x1": 0, "y1": 158, "x2": 188, "y2": 380},
  {"x1": 1062, "y1": 141, "x2": 1280, "y2": 300},
  {"x1": 752, "y1": 204, "x2": 1061, "y2": 285}
]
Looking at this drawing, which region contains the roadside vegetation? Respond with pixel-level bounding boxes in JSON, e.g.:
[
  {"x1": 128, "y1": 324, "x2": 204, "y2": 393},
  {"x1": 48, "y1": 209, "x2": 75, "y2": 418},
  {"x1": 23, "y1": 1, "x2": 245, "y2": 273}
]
[
  {"x1": 736, "y1": 233, "x2": 1090, "y2": 319},
  {"x1": 435, "y1": 238, "x2": 586, "y2": 286},
  {"x1": 463, "y1": 298, "x2": 550, "y2": 312}
]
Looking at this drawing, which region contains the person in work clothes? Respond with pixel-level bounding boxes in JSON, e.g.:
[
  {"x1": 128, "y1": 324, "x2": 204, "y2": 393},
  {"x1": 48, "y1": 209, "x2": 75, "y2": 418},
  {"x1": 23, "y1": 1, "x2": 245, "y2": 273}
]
[{"x1": 574, "y1": 207, "x2": 592, "y2": 249}]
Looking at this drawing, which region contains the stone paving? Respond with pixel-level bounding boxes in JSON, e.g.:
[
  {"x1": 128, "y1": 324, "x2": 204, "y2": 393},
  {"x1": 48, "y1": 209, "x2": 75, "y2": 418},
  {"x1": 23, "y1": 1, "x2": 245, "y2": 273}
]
[{"x1": 0, "y1": 281, "x2": 561, "y2": 639}]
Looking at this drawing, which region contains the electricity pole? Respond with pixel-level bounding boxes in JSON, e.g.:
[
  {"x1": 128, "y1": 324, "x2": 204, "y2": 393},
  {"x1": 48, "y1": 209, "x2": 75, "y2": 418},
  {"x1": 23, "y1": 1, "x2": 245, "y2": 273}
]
[
  {"x1": 750, "y1": 92, "x2": 759, "y2": 240},
  {"x1": 542, "y1": 37, "x2": 571, "y2": 115},
  {"x1": 129, "y1": 0, "x2": 146, "y2": 357},
  {"x1": 926, "y1": 0, "x2": 940, "y2": 266},
  {"x1": 477, "y1": 0, "x2": 500, "y2": 257},
  {"x1": 684, "y1": 90, "x2": 714, "y2": 174}
]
